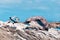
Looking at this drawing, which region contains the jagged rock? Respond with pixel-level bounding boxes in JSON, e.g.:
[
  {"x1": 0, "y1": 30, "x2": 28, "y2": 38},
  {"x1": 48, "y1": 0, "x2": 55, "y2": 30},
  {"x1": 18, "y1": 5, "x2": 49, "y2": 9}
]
[
  {"x1": 49, "y1": 22, "x2": 60, "y2": 28},
  {"x1": 0, "y1": 27, "x2": 15, "y2": 40},
  {"x1": 0, "y1": 25, "x2": 60, "y2": 40},
  {"x1": 48, "y1": 28, "x2": 60, "y2": 38},
  {"x1": 25, "y1": 16, "x2": 48, "y2": 30},
  {"x1": 0, "y1": 16, "x2": 60, "y2": 40}
]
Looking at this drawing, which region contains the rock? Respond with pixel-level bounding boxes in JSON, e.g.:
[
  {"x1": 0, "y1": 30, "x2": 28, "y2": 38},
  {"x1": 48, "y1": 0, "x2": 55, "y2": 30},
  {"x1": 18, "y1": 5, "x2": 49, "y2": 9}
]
[
  {"x1": 24, "y1": 16, "x2": 48, "y2": 30},
  {"x1": 0, "y1": 27, "x2": 15, "y2": 40},
  {"x1": 48, "y1": 28, "x2": 60, "y2": 38},
  {"x1": 0, "y1": 16, "x2": 60, "y2": 40},
  {"x1": 0, "y1": 21, "x2": 6, "y2": 27},
  {"x1": 0, "y1": 24, "x2": 60, "y2": 40},
  {"x1": 14, "y1": 23, "x2": 28, "y2": 31}
]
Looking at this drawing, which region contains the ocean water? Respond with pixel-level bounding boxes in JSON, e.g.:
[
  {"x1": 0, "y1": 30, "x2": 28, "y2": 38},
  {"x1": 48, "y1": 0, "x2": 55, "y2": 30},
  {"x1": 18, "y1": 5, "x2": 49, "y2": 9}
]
[{"x1": 0, "y1": 0, "x2": 60, "y2": 22}]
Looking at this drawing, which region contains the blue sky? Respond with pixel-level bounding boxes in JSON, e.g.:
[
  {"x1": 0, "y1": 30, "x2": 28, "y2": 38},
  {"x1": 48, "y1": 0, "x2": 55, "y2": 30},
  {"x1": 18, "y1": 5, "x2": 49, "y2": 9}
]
[{"x1": 0, "y1": 0, "x2": 60, "y2": 22}]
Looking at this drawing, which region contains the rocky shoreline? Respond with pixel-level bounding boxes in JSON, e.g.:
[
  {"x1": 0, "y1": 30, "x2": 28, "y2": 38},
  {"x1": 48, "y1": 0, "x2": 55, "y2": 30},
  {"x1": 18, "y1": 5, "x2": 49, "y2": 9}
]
[{"x1": 0, "y1": 16, "x2": 60, "y2": 40}]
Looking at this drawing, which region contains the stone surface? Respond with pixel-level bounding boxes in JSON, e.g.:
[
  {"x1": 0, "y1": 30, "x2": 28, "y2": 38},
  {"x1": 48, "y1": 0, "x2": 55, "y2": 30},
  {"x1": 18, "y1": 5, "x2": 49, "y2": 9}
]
[
  {"x1": 0, "y1": 25, "x2": 60, "y2": 40},
  {"x1": 0, "y1": 16, "x2": 60, "y2": 40},
  {"x1": 25, "y1": 16, "x2": 48, "y2": 30}
]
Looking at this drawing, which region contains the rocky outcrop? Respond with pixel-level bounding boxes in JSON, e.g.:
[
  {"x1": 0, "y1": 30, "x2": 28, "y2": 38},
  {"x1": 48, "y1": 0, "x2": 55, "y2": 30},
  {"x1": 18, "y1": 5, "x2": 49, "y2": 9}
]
[
  {"x1": 49, "y1": 22, "x2": 60, "y2": 28},
  {"x1": 0, "y1": 26, "x2": 60, "y2": 40},
  {"x1": 0, "y1": 16, "x2": 60, "y2": 40},
  {"x1": 24, "y1": 16, "x2": 48, "y2": 30}
]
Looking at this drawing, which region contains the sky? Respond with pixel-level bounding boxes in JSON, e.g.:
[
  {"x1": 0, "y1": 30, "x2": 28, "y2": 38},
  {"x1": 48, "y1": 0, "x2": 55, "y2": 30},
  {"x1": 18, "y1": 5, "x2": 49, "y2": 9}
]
[{"x1": 0, "y1": 0, "x2": 60, "y2": 22}]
